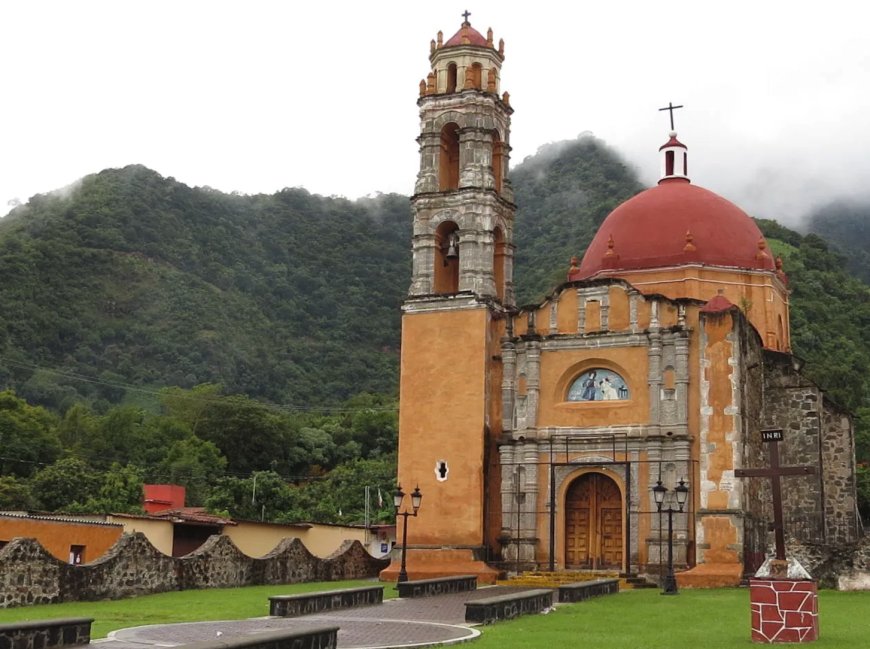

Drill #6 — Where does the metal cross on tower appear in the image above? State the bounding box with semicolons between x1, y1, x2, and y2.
734;429;817;562
658;101;684;131
462;10;471;23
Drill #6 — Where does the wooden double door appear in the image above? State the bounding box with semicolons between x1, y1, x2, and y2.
565;473;623;569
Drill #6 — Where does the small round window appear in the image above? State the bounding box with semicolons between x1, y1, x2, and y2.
568;368;629;401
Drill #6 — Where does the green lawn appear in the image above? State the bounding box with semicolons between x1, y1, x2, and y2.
0;580;397;639
473;589;870;648
0;584;867;647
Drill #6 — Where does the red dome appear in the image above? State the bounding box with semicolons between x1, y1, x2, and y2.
444;23;489;47
576;179;775;278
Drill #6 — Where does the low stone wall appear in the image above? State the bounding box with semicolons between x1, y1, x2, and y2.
786;535;870;589
269;585;383;617
397;575;477;598
0;533;389;609
465;589;554;624
0;618;92;649
181;626;339;649
557;578;619;603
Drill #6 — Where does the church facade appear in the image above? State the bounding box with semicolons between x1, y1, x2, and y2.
380;18;862;587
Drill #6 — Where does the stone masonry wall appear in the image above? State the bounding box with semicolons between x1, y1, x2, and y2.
787;535;870;589
820;399;862;543
763;350;862;545
761;353;823;530
0;533;389;609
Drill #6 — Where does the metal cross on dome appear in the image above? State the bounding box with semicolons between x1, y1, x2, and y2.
462;10;471;23
658;101;684;131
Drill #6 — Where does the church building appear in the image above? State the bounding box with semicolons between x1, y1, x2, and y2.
380;17;862;587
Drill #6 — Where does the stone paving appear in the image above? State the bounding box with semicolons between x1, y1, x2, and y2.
97;586;538;649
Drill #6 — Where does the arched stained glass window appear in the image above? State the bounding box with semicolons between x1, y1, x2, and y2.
567;369;629;402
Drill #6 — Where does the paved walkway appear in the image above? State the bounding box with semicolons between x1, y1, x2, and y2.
98;587;536;649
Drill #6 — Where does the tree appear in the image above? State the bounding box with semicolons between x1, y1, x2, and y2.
30;457;102;511
81;463;145;513
205;470;293;521
0;475;36;509
0;390;61;478
196;395;290;475
158;436;227;506
282;455;397;524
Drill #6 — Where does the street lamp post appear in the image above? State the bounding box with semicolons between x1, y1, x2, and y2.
652;478;689;595
394;484;422;583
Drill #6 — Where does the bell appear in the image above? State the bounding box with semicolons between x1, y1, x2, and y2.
445;233;459;259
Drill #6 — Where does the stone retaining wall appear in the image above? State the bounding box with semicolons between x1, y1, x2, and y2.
0;618;92;649
397;575;477;598
557;578;619;603
269;586;383;617
0;533;389;609
464;589;554;624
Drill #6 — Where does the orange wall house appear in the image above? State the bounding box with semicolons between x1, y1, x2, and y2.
0;513;122;563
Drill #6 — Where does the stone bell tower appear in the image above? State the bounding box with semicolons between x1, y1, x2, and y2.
381;15;515;582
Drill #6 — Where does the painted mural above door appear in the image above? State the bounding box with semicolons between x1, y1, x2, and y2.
567;369;629;402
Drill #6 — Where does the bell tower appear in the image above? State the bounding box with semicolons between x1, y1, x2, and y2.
409;15;516;303
381;15;514;582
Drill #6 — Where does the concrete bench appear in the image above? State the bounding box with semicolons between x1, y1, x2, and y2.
396;575;477;598
181;627;339;649
0;618;93;649
465;589;554;624
269;585;383;617
557;578;620;603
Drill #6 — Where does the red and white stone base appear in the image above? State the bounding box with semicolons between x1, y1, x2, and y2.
750;579;819;643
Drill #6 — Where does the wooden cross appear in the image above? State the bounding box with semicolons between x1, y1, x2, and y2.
658;101;684;131
734;429;816;561
462;10;471;23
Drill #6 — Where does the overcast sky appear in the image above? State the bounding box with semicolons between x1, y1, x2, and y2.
2;1;868;225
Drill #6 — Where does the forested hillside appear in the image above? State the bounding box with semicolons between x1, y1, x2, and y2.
804;200;870;284
0;167;410;410
0;136;867;521
511;138;644;304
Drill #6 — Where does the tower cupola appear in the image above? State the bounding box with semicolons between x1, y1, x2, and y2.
421;13;505;97
659;131;689;183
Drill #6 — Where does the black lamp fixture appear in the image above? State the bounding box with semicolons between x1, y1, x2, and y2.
652;478;689;595
394;484;422;583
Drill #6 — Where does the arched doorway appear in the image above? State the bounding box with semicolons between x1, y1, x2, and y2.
565;472;623;569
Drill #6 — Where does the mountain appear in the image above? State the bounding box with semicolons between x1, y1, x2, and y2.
511;137;644;304
804;200;870;284
0;166;410;410
0;138;867;427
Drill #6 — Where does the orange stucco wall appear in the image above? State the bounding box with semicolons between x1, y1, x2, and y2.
398;307;491;546
698;311;742;565
0;517;122;563
603;266;790;350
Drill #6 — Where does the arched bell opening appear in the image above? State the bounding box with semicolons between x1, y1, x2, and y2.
493;226;506;302
446;62;458;94
439;123;460;191
492;131;504;194
434;221;460;293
